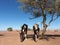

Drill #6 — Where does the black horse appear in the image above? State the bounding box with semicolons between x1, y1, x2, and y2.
33;24;40;42
20;24;28;42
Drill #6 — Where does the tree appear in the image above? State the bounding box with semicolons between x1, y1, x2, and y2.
7;27;13;31
18;0;60;38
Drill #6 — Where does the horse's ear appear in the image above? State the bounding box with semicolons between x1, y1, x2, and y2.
21;25;24;29
33;26;35;30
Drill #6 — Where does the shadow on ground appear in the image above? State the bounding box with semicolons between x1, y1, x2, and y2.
19;32;60;42
27;34;60;41
0;34;4;36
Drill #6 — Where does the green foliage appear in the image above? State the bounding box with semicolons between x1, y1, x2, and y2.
7;27;13;31
28;28;32;31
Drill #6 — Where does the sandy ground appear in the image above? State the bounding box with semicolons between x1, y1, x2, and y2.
0;30;60;45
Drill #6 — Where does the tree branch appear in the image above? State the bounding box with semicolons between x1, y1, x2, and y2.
48;15;59;26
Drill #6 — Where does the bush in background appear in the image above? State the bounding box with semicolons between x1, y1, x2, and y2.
28;28;32;31
7;27;13;31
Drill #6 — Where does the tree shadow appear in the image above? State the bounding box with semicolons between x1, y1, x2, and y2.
27;34;60;41
27;34;49;41
19;33;60;42
27;34;33;38
0;34;4;36
39;34;60;41
27;34;35;41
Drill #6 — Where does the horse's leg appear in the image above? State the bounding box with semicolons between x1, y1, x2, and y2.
20;33;23;42
35;34;38;40
34;34;38;42
20;33;24;42
24;34;27;40
37;33;39;39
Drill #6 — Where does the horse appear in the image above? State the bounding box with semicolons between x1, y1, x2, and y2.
20;24;28;42
33;24;40;42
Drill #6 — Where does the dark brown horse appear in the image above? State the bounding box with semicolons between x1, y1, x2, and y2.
33;24;40;42
20;24;28;42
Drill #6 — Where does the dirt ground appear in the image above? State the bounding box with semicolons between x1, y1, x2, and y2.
0;30;60;45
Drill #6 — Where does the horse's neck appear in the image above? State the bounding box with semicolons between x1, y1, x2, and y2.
35;27;38;30
34;25;38;30
22;29;24;32
22;28;26;31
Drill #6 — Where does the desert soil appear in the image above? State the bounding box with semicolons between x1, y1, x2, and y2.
0;30;60;45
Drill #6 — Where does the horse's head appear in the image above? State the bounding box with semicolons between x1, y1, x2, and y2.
34;24;39;30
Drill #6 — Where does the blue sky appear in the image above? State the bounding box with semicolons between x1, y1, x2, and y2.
0;0;60;31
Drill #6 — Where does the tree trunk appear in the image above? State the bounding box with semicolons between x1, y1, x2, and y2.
41;15;47;38
41;7;47;38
